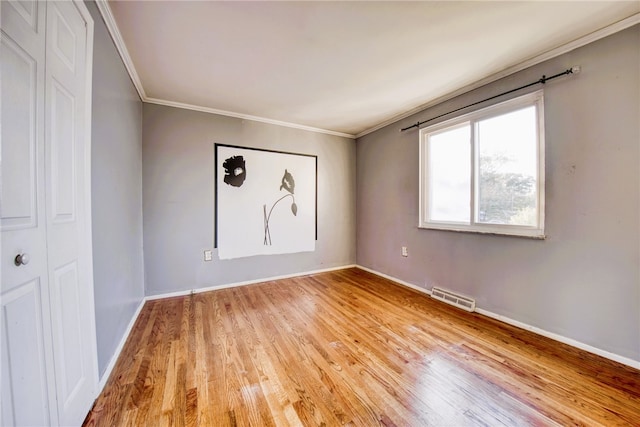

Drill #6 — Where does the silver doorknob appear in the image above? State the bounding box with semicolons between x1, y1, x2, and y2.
14;253;30;266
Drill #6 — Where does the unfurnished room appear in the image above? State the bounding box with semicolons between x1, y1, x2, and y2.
1;1;639;426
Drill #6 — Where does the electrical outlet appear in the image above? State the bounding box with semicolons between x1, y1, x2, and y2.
401;246;408;257
204;250;212;261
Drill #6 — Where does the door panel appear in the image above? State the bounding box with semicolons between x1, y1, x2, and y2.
50;79;77;222
5;1;39;33
45;2;97;425
51;6;76;71
0;281;51;426
0;37;37;230
51;261;86;413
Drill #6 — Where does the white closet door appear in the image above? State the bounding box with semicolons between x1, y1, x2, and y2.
1;1;98;425
44;1;98;425
1;1;57;425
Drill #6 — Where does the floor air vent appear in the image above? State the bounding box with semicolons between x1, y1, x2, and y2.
431;287;476;312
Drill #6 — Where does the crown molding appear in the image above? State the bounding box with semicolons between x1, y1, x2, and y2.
355;13;640;139
95;0;146;101
144;97;356;139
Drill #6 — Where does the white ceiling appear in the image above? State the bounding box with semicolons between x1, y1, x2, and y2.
102;1;639;138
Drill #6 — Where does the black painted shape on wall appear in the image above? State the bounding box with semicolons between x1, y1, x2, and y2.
223;155;246;187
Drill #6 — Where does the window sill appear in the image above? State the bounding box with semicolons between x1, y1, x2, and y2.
418;223;546;240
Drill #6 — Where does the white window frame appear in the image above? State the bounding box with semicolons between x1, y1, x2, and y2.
419;90;545;238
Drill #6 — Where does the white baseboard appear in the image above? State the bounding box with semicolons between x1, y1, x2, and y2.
97;298;146;392
474;308;640;370
145;264;357;301
356;265;433;296
355;265;640;371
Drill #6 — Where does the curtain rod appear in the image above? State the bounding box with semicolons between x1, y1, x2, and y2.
400;66;580;132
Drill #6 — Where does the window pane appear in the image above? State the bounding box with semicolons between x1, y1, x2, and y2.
428;125;471;223
476;106;537;226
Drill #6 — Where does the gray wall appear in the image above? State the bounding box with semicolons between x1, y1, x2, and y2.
142;104;356;296
357;25;639;362
87;1;145;377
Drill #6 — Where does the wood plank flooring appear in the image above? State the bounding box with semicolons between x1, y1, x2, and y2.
83;268;640;426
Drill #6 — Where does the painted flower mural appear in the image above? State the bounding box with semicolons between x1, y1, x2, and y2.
264;169;297;245
215;143;316;260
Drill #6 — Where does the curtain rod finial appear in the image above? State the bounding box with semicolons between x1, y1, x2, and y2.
571;65;581;74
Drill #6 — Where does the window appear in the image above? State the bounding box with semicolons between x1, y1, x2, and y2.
419;91;545;238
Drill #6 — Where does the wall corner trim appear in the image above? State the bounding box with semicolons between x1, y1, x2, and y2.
355;265;640;371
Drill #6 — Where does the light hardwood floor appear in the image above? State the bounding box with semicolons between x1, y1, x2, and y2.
83;268;640;426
